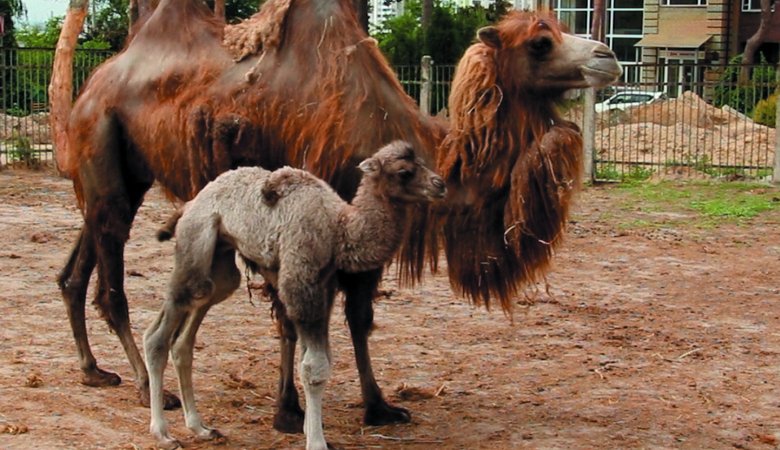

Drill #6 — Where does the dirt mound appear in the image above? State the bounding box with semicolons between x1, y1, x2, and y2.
1;113;51;145
598;91;776;171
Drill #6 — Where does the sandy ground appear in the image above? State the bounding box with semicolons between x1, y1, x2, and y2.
1;168;780;450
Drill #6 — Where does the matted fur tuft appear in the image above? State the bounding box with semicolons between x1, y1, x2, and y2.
222;0;291;61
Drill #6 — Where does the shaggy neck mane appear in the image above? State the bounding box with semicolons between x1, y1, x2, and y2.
335;177;408;273
433;24;583;312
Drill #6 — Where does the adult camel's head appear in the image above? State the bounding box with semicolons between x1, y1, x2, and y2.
431;11;622;311
477;11;622;94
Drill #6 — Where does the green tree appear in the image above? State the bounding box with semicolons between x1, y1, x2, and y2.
1;0;26;47
15;15;62;47
375;0;510;65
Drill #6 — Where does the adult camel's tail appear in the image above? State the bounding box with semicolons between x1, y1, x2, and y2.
49;4;89;178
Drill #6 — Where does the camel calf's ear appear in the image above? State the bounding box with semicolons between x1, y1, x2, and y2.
477;26;502;49
359;158;380;174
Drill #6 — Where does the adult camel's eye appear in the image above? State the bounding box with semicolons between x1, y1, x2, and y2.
529;36;553;57
536;20;551;31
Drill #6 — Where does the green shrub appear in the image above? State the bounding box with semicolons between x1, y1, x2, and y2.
753;93;777;128
712;54;777;116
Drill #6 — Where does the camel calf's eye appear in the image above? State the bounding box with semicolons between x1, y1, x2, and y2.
398;169;414;181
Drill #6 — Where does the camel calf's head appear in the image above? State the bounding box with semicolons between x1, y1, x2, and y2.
359;141;446;204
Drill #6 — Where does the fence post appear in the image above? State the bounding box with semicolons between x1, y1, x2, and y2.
774;84;779;184
582;87;596;182
420;55;432;116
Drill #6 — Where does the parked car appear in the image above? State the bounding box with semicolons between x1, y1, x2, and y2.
595;91;666;113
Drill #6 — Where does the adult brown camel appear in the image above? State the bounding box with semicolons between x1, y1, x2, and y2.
57;0;621;433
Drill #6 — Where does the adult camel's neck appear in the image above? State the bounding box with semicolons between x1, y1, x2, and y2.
335;178;407;273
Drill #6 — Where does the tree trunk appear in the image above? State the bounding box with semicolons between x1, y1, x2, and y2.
49;0;89;177
129;0;158;29
422;0;433;29
590;0;605;42
353;0;368;32
214;0;225;22
740;0;774;82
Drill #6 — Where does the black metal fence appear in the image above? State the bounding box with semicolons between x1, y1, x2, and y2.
0;47;113;166
584;61;778;180
1;50;778;181
397;59;778;181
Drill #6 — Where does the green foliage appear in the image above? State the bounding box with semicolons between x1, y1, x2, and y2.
206;0;263;23
753;93;777;128
1;0;26;47
624;165;654;182
712;54;778;116
6;131;39;168
595;163;621;181
14;16;62;47
375;0;511;65
84;0;129;50
374;3;422;65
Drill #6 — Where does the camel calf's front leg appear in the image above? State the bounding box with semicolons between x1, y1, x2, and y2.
297;323;332;450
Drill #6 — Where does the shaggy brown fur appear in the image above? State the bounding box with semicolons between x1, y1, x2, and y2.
57;0;620;432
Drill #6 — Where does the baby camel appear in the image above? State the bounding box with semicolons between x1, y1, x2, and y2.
143;141;445;450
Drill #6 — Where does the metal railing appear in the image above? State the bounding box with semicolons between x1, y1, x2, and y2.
582;62;778;181
0;47;113;166
2;50;778;182
398;58;778;182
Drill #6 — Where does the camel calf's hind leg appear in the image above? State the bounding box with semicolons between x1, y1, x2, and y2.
145;214;238;448
172;247;240;440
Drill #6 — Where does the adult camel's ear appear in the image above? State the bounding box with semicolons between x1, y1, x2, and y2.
359;157;380;174
478;26;502;49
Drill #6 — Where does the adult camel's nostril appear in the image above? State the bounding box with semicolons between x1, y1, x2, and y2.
593;44;617;59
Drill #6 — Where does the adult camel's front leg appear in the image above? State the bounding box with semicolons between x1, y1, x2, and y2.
340;269;411;426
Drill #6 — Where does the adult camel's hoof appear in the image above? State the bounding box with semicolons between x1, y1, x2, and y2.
272;408;304;434
363;402;411;426
80;367;121;387
138;388;182;410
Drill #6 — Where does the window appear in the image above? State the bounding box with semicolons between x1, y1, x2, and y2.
608;37;641;62
610;10;643;34
661;0;707;6
554;0;644;63
742;0;776;11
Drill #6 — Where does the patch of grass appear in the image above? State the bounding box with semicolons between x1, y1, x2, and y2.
5;134;40;169
609;180;780;227
596;163;621;181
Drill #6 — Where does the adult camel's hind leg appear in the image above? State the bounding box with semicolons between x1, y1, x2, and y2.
340;269;411;426
65;115;178;409
58;228;117;386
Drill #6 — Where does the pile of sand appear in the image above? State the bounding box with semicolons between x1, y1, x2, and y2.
0;113;51;145
596;91;776;170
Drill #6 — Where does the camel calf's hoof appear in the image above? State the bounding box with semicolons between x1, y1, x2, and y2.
139;388;182;410
80;367;121;387
155;437;182;450
272;408;304;434
364;402;411;426
194;428;226;443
